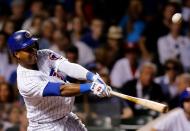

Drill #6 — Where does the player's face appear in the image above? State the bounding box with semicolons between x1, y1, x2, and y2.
183;99;190;115
15;43;38;65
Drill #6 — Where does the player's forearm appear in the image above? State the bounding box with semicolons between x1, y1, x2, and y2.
60;83;81;96
43;81;111;97
60;83;95;96
43;82;93;97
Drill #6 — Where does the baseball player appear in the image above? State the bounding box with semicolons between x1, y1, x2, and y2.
7;30;112;131
152;87;190;131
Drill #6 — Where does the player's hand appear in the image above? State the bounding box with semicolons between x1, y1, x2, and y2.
92;73;106;85
90;82;112;97
92;73;108;90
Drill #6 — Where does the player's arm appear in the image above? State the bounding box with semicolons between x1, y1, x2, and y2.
47;50;111;97
56;61;112;96
54;59;108;86
21;75;110;98
54;59;97;80
56;61;112;97
43;82;110;97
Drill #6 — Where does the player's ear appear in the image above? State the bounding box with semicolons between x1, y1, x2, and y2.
14;52;20;59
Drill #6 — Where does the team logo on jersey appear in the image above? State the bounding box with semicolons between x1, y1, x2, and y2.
49;53;60;60
50;68;65;81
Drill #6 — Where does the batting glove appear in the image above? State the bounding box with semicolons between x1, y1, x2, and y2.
93;73;112;97
92;73;106;85
90;82;112;97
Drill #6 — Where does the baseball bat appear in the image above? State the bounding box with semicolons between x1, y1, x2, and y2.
110;90;168;113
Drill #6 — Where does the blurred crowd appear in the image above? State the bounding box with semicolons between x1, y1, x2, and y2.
1;0;190;130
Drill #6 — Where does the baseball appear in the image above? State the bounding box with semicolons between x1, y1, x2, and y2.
172;13;182;23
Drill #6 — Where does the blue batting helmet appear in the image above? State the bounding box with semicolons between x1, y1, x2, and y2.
7;30;38;53
180;87;190;105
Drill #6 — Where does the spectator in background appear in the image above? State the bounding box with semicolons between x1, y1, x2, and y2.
157;21;190;71
38;19;55;49
28;15;44;36
119;0;145;44
155;59;183;109
140;2;178;62
7;106;21;128
0;30;17;85
110;44;140;88
0;105;3;130
6;53;17;85
0;34;17;85
70;17;95;66
74;0;94;24
152;87;190;131
120;63;165;119
22;0;44;30
81;18;104;49
75;0;85;19
0;31;9;82
70;16;85;44
95;26;123;70
65;16;95;66
2;106;21;131
0;123;2;131
10;0;25;30
50;30;71;57
6;108;28;131
52;3;67;31
65;45;79;63
66;31;95;66
182;0;190;22
73;40;95;66
0;2;6;31
0;82;14;103
2;19;15;36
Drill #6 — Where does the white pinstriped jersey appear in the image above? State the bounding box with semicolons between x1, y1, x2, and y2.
17;49;75;124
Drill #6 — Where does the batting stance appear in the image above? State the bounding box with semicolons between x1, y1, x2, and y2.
7;30;112;131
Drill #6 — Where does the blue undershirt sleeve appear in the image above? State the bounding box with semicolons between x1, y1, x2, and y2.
43;82;62;97
86;72;95;81
80;83;92;93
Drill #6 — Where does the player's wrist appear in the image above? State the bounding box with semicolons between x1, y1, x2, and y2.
86;72;96;81
79;83;92;93
86;72;104;83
